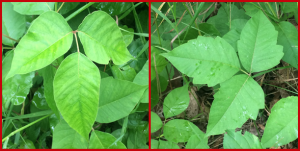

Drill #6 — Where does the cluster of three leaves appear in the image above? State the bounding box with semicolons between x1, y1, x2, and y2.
162;10;284;137
4;10;138;141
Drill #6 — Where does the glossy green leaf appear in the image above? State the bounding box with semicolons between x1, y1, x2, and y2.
89;130;126;149
52;119;88;149
12;2;54;15
6;11;73;80
96;77;146;123
151;139;180;149
237;11;283;73
111;65;136;82
161;36;240;87
222;29;240;52
32;87;50;110
186;134;209;149
280;2;298;13
53;53;100;140
163;84;189;119
127;129;148;149
164;119;204;143
151;111;162;133
151;47;168;80
120;25;134;46
261;96;298;148
19;139;35;149
78;11;132;65
133;60;149;104
224;130;262;149
2;2;26;46
207;3;249;36
40;65;60;119
49;113;59;134
2;51;34;109
93;2;131;16
275;21;298;69
206;74;264;136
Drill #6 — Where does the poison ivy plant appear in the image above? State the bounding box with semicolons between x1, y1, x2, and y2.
152;2;298;149
2;2;149;149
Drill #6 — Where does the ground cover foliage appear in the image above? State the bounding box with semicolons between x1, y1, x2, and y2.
2;2;149;149
151;2;298;149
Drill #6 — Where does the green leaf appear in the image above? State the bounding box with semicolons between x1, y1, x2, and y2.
280;2;298;13
78;11;132;65
93;2;131;16
206;74;264;136
230;19;248;33
261;96;298;148
164;119;204;143
186;134;209;149
163;84;189;119
52;119;88;149
53;53;100;140
2;2;26;46
222;29;240;52
19;139;35;149
237;11;283;73
49;113;59;134
2;51;34;109
161;36;240;87
32;87;49;110
151;47;168;80
111;65;136;82
96;77;146;123
151;139;180;149
275;21;298;69
12;2;54;15
120;25;134;46
57;2;79;15
6;11;73;80
127;129;148;149
133;61;149;104
151;112;162;133
40;65;60;119
89;130;126;149
207;3;249;36
223;130;262;149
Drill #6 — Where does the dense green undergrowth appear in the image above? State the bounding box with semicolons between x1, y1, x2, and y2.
151;2;298;149
2;2;149;149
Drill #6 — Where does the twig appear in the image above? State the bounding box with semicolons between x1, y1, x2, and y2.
3;34;19;42
57;2;65;13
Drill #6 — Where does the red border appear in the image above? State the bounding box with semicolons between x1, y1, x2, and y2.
148;2;152;150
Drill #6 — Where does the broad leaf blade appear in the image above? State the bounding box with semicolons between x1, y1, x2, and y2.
89;130;126;149
163;84;189;119
161;36;240;87
275;21;298;69
261;96;298;148
53;53;100;140
223;130;262;149
186;134;209;149
206;74;264;136
52;119;88;149
164;119;205;143
150;111;162;133
2;2;26;46
12;2;54;15
96;77;146;123
40;65;60;119
6;11;73;80
151;139;180;149
237;11;283;73
2;51;34;110
78;11;132;65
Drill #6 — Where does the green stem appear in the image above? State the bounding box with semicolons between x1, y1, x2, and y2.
119;2;143;20
131;2;146;45
266;2;277;18
240;69;250;76
55;2;58;11
2;114;51;142
154;17;162;46
252;65;292;78
65;2;95;21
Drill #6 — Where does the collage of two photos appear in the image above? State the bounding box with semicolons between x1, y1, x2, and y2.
2;1;299;149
